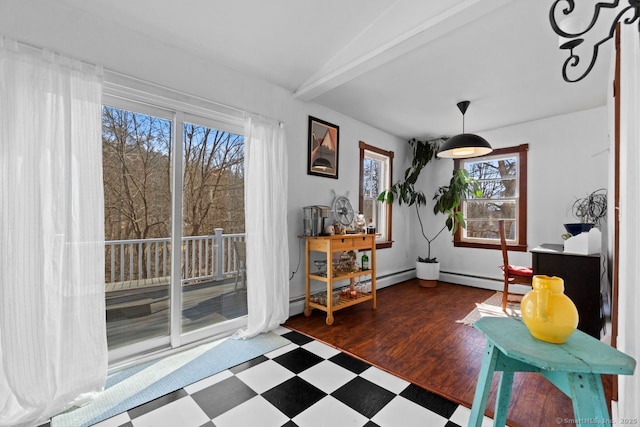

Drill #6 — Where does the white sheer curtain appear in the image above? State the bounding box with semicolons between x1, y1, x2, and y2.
617;25;640;420
0;38;107;426
234;114;289;339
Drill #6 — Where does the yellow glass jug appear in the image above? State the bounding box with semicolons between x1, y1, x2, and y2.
521;275;579;344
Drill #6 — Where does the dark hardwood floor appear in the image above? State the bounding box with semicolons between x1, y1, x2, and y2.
284;279;580;427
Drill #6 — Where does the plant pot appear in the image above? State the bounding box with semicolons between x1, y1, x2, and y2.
416;261;439;288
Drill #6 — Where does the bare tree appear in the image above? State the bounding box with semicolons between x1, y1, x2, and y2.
102;106;172;242
182;124;244;236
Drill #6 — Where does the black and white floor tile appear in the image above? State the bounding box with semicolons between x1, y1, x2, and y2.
69;327;498;427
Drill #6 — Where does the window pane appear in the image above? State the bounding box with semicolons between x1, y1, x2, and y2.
363;158;381;198
465;219;517;240
466;200;517;220
182;123;245;235
363;157;383;234
362;197;378;230
467;157;517;179
464;220;498;239
465;199;517;239
477;178;517;198
103;105;172;350
182;122;247;333
359;143;393;247
466;157;518;198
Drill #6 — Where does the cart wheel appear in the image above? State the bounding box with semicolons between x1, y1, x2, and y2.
325;314;334;325
304;307;312;317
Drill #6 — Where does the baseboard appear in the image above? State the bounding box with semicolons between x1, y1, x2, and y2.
439;271;530;295
288;268;415;317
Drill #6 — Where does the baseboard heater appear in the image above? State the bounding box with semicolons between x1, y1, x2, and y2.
440;270;502;283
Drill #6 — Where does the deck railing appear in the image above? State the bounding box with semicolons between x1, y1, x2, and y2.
105;228;245;285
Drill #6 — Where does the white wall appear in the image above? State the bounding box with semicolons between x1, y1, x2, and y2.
423;107;609;289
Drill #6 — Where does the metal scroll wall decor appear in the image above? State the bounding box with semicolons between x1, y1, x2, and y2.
549;0;640;82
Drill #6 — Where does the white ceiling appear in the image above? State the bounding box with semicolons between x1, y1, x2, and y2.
0;0;617;139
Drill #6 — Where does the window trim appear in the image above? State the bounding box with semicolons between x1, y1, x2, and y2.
359;141;394;250
454;144;528;252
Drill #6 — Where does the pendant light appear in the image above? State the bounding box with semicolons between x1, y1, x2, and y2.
437;101;492;159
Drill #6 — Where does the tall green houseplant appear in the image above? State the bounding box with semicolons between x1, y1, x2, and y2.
378;138;481;263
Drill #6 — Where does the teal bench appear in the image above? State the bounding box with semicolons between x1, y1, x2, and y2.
469;317;636;427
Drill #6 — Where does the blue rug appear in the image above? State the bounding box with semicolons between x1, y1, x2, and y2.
52;332;290;427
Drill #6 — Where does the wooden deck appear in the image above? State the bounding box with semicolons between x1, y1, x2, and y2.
105;276;171;293
106;277;247;350
285;279;615;427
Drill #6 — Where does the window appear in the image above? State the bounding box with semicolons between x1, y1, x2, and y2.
102;86;247;360
454;144;528;251
359;141;393;249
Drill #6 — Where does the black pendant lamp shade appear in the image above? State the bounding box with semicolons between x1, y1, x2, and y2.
437;101;492;159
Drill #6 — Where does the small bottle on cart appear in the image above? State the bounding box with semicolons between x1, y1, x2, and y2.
361;252;369;270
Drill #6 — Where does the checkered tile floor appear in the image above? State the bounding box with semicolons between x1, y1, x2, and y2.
44;326;497;427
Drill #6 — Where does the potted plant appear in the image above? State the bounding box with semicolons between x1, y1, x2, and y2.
378;138;481;287
564;188;607;236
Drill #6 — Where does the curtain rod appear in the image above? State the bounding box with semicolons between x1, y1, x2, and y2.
4;35;245;116
104;69;245;116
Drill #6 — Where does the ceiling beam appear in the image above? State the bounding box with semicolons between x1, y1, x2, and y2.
293;0;514;101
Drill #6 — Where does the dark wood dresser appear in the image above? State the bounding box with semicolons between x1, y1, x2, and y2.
531;244;602;339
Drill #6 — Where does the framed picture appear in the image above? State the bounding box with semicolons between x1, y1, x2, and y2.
308;116;339;179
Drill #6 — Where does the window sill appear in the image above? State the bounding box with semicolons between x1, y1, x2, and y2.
376;241;392;250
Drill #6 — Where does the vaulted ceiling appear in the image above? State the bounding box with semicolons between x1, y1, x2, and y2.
0;0;615;139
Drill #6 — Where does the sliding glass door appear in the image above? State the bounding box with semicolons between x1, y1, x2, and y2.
103;101;173;354
180;117;247;337
102;96;247;362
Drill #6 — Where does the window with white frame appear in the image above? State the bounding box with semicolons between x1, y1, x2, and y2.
102;77;248;359
454;144;528;251
359;141;393;249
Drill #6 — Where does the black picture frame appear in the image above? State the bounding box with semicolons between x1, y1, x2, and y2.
307;116;339;179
